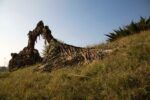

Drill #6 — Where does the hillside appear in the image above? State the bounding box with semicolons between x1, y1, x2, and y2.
0;30;150;100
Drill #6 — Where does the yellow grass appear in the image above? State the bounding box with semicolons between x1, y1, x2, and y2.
0;30;150;100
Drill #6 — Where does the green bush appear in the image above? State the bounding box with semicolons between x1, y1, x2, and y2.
106;17;150;41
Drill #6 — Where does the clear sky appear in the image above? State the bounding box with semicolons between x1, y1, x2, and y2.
0;0;150;66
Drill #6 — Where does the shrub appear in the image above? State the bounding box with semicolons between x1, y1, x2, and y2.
106;17;150;41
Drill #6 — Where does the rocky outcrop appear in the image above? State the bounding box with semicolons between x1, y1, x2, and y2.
8;47;42;71
8;21;111;72
38;39;105;71
8;21;44;71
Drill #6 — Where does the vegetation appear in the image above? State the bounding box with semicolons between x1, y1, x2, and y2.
42;43;50;57
106;17;150;41
0;30;150;100
0;67;8;72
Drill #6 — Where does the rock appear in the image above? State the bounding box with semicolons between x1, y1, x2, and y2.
8;21;112;72
8;20;44;71
8;48;42;71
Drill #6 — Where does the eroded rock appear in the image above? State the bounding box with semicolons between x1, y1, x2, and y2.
8;47;42;71
8;21;111;72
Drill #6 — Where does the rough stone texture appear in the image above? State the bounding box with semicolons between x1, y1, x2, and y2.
38;39;106;72
9;21;112;72
8;47;42;71
8;21;44;71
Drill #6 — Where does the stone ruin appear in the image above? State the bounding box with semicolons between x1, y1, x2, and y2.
9;21;111;72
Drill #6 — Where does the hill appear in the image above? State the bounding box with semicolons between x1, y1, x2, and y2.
0;30;150;100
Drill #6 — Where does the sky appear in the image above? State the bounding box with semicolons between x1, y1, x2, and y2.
0;0;150;66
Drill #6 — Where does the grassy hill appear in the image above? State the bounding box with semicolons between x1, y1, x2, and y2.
0;30;150;100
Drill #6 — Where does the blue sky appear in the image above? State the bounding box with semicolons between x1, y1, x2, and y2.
0;0;150;66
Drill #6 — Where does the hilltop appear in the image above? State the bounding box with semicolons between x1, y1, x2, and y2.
0;30;150;100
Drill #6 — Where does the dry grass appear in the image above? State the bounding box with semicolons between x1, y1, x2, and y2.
0;31;150;100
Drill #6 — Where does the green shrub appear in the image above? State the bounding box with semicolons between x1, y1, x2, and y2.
106;17;150;41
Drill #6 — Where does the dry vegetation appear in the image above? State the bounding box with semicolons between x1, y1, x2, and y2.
0;30;150;100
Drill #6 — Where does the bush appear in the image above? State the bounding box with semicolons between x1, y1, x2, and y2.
106;17;150;41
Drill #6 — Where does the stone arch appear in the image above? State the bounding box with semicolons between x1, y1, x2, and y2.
8;21;111;72
8;21;54;71
26;21;53;53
